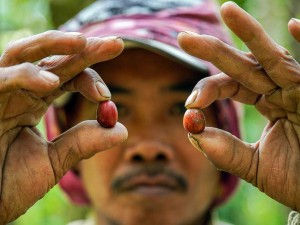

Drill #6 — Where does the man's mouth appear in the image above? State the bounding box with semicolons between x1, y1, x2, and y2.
111;165;188;196
117;174;179;195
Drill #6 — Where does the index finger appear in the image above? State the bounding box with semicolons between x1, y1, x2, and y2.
221;2;300;87
0;30;87;67
288;18;300;42
39;36;124;84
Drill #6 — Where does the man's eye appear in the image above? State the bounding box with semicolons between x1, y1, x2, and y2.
115;103;130;117
169;102;186;116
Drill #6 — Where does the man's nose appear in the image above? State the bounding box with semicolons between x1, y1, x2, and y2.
124;140;175;163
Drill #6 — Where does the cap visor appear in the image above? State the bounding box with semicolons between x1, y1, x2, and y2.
123;37;209;75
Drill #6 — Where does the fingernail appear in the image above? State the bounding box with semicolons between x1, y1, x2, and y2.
39;70;59;83
185;90;198;108
102;36;122;41
180;31;199;36
188;133;207;157
222;1;240;9
113;36;123;43
96;82;111;98
291;18;300;24
66;32;84;37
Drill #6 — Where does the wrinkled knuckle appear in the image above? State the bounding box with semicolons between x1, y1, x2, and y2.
263;59;281;76
247;54;260;68
19;62;36;71
17;62;39;77
258;56;271;69
278;45;292;57
244;54;263;85
264;46;294;73
277;47;296;65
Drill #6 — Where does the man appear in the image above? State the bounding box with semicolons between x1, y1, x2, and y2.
46;1;298;224
45;1;239;224
0;0;300;224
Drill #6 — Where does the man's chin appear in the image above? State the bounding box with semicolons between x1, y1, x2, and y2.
97;193;203;225
112;189;184;214
102;206;186;225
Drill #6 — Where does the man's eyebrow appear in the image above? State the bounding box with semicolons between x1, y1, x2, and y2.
108;85;131;94
167;81;199;92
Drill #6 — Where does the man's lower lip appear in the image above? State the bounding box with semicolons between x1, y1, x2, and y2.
125;186;175;196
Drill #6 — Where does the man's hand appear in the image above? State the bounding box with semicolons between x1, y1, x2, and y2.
178;2;300;211
0;31;128;224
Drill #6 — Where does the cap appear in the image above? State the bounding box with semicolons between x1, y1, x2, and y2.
45;0;240;207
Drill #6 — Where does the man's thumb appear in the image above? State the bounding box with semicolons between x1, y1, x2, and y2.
188;127;258;184
48;121;128;180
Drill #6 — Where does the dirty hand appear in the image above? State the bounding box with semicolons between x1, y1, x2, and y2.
0;31;127;223
178;2;300;212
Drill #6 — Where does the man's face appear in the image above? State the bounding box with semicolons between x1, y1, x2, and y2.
66;49;221;225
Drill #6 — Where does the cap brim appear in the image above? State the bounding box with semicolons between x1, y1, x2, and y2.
123;37;209;75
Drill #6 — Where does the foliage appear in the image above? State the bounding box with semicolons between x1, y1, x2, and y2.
1;0;294;224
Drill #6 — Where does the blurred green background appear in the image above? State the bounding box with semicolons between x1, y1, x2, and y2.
1;0;299;224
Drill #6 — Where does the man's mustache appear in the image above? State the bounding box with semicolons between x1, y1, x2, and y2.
111;164;188;193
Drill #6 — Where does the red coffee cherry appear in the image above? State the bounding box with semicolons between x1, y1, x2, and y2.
183;108;206;134
97;100;118;128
